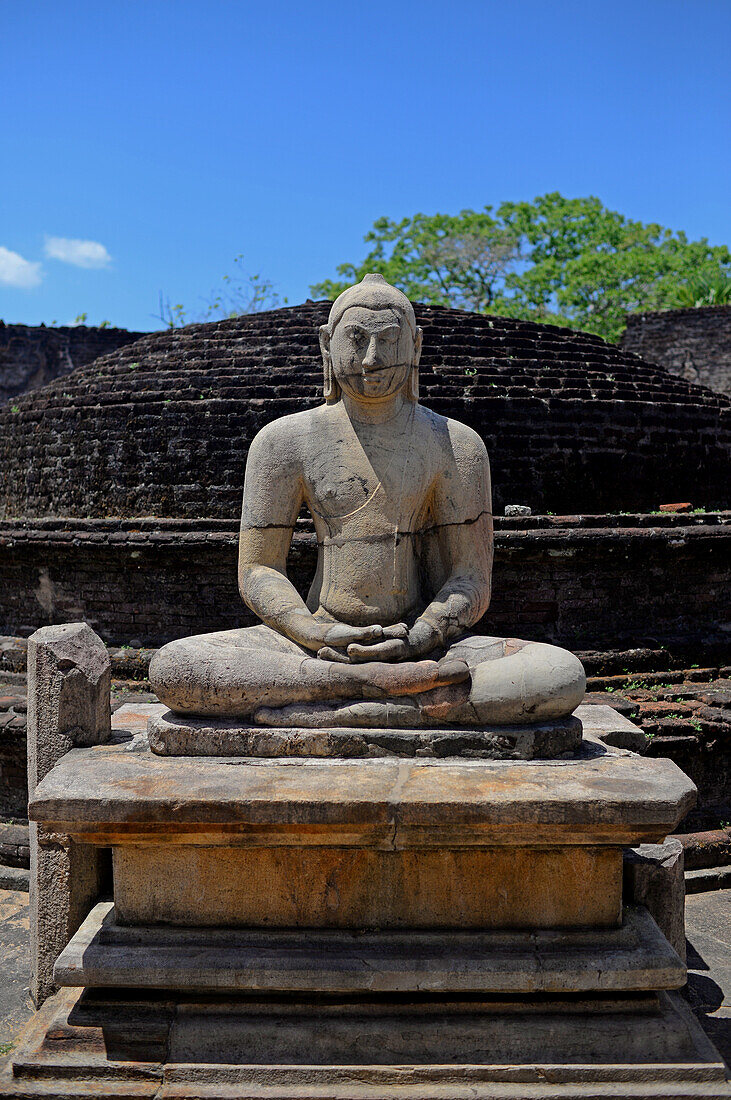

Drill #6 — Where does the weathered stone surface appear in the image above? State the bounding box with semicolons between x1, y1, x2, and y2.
56;901;684;993
27;622;111;790
112;843;621;929
679;828;731;870
148;710;583;759
26;623;111;1007
0;321;142;405
28;735;697;848
622;304;731;398
624;837;686;963
2;986;729;1099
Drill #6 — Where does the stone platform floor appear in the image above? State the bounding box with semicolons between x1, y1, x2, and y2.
0;887;728;1069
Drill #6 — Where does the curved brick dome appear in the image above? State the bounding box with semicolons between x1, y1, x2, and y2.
0;302;729;518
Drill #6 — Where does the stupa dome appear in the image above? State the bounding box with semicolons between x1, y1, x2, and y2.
0;302;728;518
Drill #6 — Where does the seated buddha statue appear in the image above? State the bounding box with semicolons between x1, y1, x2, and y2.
150;274;585;728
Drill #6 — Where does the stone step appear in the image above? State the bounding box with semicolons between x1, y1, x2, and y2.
4;987;728;1099
676;829;731;870
685;866;731;893
55;902;684;996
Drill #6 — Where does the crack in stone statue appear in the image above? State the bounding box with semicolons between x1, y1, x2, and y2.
150;274;586;729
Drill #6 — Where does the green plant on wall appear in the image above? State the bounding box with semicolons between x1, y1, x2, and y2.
669;272;731;308
155;255;286;329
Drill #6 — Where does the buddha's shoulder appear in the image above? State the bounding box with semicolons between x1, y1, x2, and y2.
250;408;322;450
416;404;489;460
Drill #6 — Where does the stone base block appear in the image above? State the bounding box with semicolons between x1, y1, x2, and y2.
2;987;728;1099
111;842;622;929
55;901;684;995
148;711;584;759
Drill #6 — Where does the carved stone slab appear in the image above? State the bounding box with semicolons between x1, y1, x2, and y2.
28;732;697;848
148;710;584;759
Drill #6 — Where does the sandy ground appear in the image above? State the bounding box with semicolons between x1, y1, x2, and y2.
685;888;731;1066
0;890;32;1059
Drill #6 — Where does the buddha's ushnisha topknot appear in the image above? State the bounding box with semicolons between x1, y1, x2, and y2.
327;273;417;337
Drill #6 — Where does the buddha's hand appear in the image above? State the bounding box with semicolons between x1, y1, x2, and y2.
280;612;383;657
337;618;443;664
313;621;385;661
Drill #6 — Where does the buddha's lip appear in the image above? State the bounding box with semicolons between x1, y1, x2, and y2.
361;362;408;375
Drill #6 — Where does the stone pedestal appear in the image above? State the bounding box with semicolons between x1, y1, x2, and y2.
3;707;729;1098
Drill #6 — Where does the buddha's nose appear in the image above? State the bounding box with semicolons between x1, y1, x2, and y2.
362;336;382;368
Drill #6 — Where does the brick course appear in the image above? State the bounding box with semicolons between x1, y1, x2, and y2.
1;514;727;650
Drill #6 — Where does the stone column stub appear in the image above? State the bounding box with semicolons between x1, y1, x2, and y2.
26;622;111;1007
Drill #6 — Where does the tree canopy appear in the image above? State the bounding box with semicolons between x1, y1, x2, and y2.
310;194;731;342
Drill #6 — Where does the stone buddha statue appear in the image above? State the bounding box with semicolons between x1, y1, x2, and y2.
150;274;585;729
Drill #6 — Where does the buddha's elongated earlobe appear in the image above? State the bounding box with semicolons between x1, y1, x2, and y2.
319;325;340;403
407;364;419;401
323;357;335;402
407;326;423;401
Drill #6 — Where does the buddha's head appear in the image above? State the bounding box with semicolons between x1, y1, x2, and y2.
319;274;423;404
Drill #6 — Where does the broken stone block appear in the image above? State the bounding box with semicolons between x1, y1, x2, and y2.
623;838;686;964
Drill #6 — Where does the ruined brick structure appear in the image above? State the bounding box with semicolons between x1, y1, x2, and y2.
1;303;729;519
622;305;731;398
0;300;728;647
0;322;143;404
0;304;729;834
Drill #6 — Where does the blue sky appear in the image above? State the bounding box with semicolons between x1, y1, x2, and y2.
2;0;730;331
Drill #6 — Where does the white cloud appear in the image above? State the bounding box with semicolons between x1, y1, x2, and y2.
0;246;43;288
44;236;112;269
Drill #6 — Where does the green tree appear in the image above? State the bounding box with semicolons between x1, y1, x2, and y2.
311;194;731;342
312;211;521;313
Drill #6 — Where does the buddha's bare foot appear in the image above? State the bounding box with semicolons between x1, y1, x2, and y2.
254;663;472;729
415;677;473;721
255;699;424;728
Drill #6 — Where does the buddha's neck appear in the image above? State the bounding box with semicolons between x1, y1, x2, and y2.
341;391;409;426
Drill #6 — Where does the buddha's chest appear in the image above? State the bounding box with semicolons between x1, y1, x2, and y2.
302;424;434;528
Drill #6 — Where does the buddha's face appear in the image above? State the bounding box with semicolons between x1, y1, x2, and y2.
328;306;418;401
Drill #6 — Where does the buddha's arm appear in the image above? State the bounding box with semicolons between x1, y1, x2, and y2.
410;425;493;652
238;421;382;654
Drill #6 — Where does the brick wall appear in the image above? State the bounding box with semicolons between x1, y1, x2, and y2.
1;515;728;650
2;304;728;518
0;322;144;404
622;306;731;398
